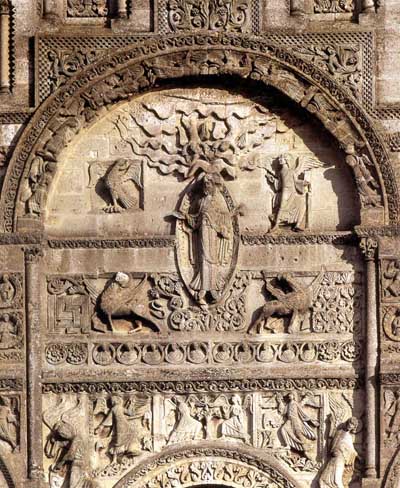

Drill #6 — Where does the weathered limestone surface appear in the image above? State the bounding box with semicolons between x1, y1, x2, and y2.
1;1;400;487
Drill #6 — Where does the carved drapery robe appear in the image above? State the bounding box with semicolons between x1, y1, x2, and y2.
319;429;357;488
186;192;232;294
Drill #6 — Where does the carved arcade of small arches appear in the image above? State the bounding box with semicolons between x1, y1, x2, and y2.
1;30;400;488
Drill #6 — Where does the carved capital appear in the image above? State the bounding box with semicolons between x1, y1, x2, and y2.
359;237;378;261
23;246;44;264
0;0;10;16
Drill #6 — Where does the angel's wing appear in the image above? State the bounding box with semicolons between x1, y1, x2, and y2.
126;394;150;417
88;161;106;188
43;395;66;431
328;394;352;437
210;394;230;408
294;156;325;179
301;393;320;409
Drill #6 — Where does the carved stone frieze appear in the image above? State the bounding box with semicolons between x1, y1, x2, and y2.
41;385;363;484
45;343;88;365
165;0;251;32
84;339;363;367
46;269;363;339
66;0;108;17
314;0;355;13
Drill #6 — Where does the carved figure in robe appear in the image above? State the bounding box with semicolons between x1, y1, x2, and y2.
277;392;319;461
248;270;324;334
0;314;17;347
168;396;203;444
344;144;381;208
0;396;18;452
43;396;97;488
0;274;15;306
95;395;149;464
319;417;359;488
172;174;236;305
270;154;322;232
220;395;250;443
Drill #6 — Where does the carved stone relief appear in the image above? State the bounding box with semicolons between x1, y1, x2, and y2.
66;0;108;17
44;86;360;237
314;0;355;13
42;386;364;486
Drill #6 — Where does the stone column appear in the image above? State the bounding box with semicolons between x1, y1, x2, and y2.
24;246;44;485
0;0;10;94
360;237;378;479
362;0;376;13
117;0;128;19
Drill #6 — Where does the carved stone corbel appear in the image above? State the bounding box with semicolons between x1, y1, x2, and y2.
359;236;378;479
361;0;376;13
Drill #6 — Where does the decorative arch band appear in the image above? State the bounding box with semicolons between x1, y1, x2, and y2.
112;445;303;488
1;32;397;231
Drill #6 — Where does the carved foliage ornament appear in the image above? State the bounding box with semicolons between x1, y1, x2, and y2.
67;0;108;17
314;0;355;13
4;33;393;233
167;0;251;32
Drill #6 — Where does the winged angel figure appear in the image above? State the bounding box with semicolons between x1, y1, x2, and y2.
43;394;98;488
244;153;326;232
319;394;359;488
94;395;151;465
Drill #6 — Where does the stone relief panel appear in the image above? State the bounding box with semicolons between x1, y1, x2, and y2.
41;385;364;487
0;273;23;363
44;86;359;237
44;268;364;371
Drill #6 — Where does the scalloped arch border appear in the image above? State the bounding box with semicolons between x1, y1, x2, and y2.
111;444;304;488
1;32;398;232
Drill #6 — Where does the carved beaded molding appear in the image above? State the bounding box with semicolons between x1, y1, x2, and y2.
2;33;397;233
112;445;301;488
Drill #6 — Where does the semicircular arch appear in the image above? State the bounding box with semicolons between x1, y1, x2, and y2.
1;32;397;232
111;443;306;488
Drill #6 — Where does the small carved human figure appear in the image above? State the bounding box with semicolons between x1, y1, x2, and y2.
0;313;17;347
95;395;146;464
168;396;203;444
384;260;400;298
269;154;312;232
344;144;381;208
172;174;235;305
319;417;359;488
277;392;319;461
248;271;324;334
0;274;15;306
0;396;18;452
220;395;250;443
